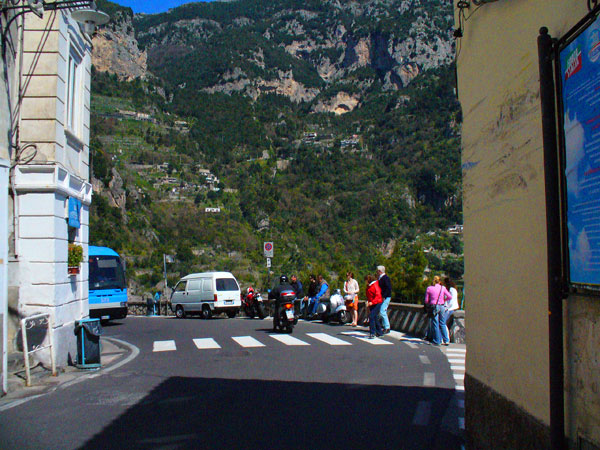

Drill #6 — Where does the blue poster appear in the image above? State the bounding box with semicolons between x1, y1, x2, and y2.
560;14;600;287
68;197;81;229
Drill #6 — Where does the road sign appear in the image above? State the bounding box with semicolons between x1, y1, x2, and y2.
264;242;273;258
266;258;271;268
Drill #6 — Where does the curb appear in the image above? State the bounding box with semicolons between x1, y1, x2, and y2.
0;337;139;412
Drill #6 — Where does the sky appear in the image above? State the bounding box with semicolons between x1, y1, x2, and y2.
111;1;216;14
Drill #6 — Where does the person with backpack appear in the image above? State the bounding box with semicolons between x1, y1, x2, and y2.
424;275;452;346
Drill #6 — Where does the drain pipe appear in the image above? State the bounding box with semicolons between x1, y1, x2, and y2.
537;27;566;450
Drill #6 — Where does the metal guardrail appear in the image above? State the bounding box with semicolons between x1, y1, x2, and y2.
20;313;56;387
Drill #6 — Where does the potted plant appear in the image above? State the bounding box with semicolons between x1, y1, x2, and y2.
68;243;83;275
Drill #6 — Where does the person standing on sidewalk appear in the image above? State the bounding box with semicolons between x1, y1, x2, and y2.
377;266;392;334
443;277;459;342
424;275;452;346
365;274;384;338
343;271;360;326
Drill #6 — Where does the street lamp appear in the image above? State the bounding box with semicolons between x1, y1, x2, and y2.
1;1;109;37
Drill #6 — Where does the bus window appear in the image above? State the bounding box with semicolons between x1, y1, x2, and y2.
89;256;126;290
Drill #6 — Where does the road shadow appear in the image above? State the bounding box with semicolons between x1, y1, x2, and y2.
99;321;124;328
78;377;463;450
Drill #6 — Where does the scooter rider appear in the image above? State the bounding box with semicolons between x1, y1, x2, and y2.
269;275;295;330
308;274;330;318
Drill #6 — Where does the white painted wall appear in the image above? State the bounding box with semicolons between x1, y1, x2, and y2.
8;9;94;368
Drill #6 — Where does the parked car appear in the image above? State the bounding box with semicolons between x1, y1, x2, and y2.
170;272;241;319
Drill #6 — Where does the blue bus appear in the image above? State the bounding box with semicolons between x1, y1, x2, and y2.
88;246;128;320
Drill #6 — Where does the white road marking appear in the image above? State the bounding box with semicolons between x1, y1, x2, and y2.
448;358;465;364
193;338;221;349
270;335;310;346
455;385;465;391
423;372;436;387
458;399;465;408
306;333;351;346
453;373;465;381
153;340;176;352
406;342;419;349
446;350;466;355
340;331;393;345
459;417;465;430
419;355;431;364
412;401;431;426
451;365;465;371
232;336;265;348
400;336;425;342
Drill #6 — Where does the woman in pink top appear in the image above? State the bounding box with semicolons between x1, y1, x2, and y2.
424;275;452;345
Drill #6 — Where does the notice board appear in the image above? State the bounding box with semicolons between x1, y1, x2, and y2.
559;12;600;288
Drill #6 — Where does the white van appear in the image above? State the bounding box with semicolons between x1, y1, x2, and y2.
170;272;241;319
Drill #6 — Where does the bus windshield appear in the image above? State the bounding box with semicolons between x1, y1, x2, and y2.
89;255;126;290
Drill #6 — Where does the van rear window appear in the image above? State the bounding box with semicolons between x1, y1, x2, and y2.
216;278;239;291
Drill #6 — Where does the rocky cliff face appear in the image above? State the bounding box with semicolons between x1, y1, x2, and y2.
92;10;147;80
93;0;454;113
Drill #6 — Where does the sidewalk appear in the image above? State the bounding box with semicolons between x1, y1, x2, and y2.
0;337;136;411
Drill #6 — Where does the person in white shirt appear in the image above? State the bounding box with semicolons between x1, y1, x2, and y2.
444;277;459;342
343;272;360;326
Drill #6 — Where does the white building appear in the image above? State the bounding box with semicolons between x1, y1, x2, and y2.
0;1;108;392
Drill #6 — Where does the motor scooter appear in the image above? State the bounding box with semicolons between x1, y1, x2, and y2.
272;289;296;333
242;289;267;319
316;289;351;324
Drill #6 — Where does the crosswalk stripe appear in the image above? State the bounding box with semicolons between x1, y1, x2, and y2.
153;340;176;352
412;401;431;426
232;336;265;347
340;331;394;345
455;385;465;391
453;373;465;381
406;342;419;349
424;372;435;387
448;358;465;364
419;355;431;364
270;335;310;346
193;338;221;349
400;336;424;342
446;350;466;355
459;417;465;430
306;333;351;346
451;365;465;371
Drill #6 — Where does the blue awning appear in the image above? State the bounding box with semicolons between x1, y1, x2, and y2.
68;197;81;228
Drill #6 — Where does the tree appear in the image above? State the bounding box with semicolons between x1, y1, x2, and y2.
386;240;427;303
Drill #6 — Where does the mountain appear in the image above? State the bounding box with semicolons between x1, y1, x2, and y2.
90;0;463;300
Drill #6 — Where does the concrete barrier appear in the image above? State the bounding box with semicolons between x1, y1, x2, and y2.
357;301;466;344
126;299;466;344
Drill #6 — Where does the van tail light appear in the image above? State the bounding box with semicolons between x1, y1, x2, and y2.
214;294;218;302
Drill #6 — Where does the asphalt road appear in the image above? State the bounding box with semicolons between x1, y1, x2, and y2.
0;316;465;450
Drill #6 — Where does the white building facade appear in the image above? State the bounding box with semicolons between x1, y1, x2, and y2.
1;2;99;387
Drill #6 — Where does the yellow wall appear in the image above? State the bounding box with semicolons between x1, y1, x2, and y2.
456;0;588;426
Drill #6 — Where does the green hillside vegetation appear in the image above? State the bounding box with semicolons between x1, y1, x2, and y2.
89;0;463;301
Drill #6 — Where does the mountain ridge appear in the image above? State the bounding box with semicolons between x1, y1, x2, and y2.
89;0;463;299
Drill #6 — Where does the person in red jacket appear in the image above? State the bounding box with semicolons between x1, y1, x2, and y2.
365;274;384;338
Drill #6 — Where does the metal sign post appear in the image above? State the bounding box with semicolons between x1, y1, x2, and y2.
263;242;273;258
264;242;273;291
